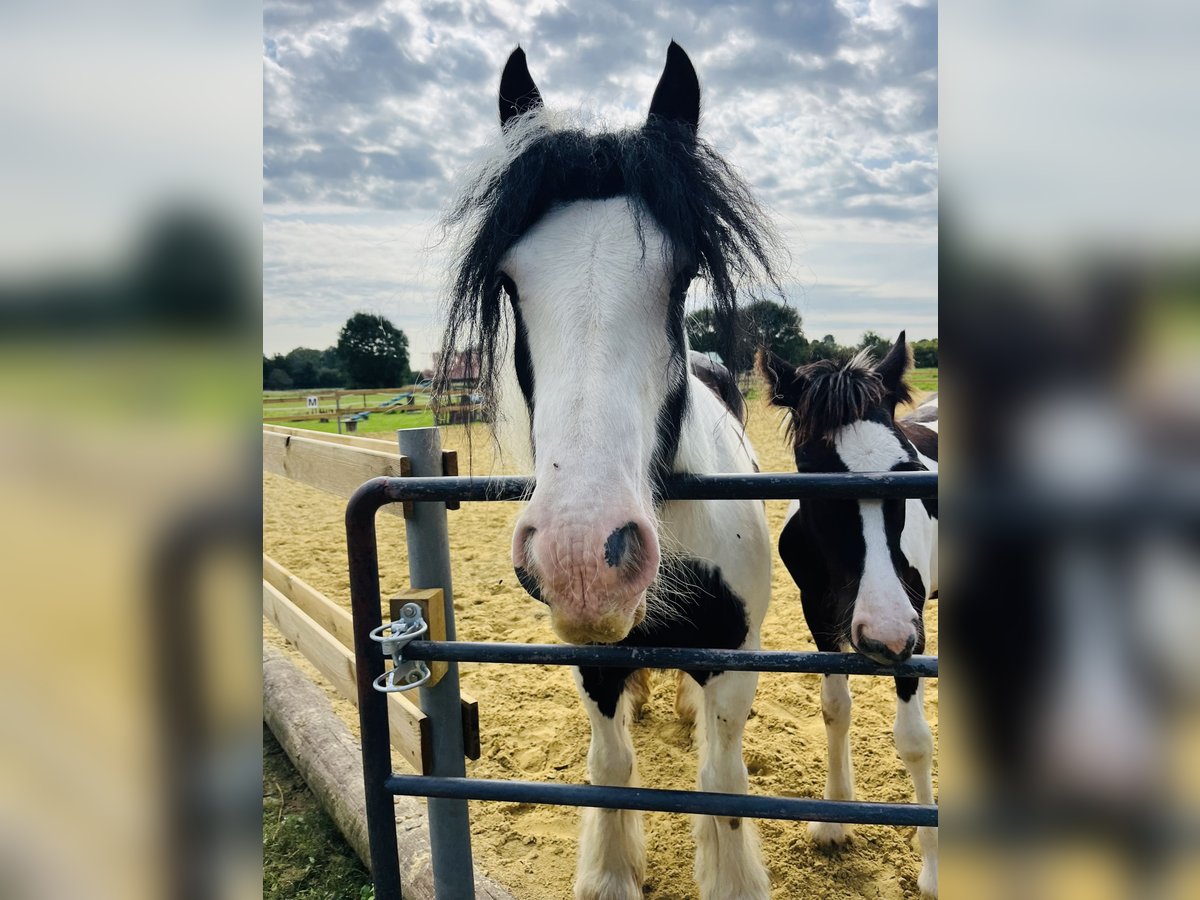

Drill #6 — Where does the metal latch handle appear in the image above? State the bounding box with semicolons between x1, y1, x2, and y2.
370;602;431;692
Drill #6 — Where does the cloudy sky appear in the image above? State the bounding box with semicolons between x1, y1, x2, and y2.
263;0;937;368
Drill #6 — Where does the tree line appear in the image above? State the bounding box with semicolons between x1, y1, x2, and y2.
264;303;937;391
685;300;937;370
263;312;413;390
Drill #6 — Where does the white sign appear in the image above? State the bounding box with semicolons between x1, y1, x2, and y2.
306;395;319;411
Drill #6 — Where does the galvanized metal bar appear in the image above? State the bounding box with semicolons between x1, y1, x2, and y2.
345;478;402;900
369;470;938;504
385;775;938;828
402;641;938;678
396;428;475;900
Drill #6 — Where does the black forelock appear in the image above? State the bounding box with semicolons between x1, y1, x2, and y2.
785;351;914;449
435;114;783;419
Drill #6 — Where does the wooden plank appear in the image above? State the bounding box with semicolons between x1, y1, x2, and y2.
263;555;357;650
263;426;415;513
264;556;480;757
263;423;397;452
263;430;406;502
263;580;433;773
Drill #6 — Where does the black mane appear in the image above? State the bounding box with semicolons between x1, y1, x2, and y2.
784;351;913;447
436;112;782;415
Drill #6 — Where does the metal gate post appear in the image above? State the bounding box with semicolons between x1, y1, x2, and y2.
396;427;475;898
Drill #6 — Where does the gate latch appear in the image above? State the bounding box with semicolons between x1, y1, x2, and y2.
370;602;431;693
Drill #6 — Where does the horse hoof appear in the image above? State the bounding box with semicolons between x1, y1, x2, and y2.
574;869;643;900
808;820;853;847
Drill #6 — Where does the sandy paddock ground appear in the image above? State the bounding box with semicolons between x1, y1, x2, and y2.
263;392;938;899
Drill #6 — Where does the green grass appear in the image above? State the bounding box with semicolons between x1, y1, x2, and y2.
263;725;374;900
264;392;431;416
275;408;437;435
909;367;939;393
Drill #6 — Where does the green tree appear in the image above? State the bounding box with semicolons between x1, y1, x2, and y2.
857;330;891;359
336;313;411;388
740;300;807;367
684;307;721;357
284;347;324;389
687;300;807;370
266;367;293;390
912;338;938;368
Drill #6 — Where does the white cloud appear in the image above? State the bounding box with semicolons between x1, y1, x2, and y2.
264;0;937;361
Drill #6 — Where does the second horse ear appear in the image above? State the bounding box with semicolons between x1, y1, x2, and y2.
757;348;801;407
647;41;700;131
499;47;544;128
875;331;913;402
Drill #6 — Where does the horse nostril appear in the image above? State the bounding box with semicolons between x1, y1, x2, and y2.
515;524;537;564
515;565;546;604
603;521;642;570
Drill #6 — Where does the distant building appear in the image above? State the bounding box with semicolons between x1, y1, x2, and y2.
430;347;480;385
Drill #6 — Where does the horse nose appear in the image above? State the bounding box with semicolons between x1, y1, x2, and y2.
510;508;660;642
853;622;918;664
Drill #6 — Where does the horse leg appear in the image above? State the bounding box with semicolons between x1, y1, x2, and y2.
626;668;652;721
693;669;771;900
675;668;703;725
573;667;644;900
895;676;937;897
808;672;855;846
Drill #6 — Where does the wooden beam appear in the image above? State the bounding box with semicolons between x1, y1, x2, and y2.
263;430;406;502
263;424;397;452
263;646;516;900
263;555;357;650
263;580;433;774
263;556;480;759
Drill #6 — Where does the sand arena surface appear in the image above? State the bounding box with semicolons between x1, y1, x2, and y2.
263;392;938;899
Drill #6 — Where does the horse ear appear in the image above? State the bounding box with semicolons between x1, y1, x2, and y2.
876;331;913;399
499;47;543;128
647;41;700;131
757;347;800;407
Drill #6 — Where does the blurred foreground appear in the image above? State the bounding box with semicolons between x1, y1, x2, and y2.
941;2;1200;898
0;4;261;900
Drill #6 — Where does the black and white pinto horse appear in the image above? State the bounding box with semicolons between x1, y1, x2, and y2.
759;334;939;897
437;44;782;900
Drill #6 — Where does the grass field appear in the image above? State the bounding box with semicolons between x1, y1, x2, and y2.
263;725;373;900
278;408;437;435
909;367;939;393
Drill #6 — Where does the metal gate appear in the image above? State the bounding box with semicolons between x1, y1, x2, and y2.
347;428;938;899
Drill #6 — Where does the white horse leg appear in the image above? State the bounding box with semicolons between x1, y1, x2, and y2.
809;673;855;846
894;679;937;897
693;670;770;900
573;671;644;900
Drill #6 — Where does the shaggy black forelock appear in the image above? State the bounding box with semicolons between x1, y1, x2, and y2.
771;350;914;448
435;114;783;417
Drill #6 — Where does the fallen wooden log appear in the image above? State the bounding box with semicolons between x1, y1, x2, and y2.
263;645;515;900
